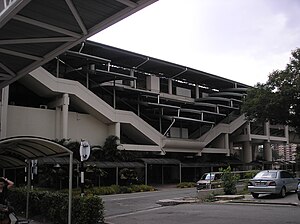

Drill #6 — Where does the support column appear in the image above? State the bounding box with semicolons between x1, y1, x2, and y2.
145;163;148;185
130;69;136;88
285;125;289;144
1;86;9;139
195;85;199;99
243;141;252;163
225;133;230;156
179;163;182;183
168;78;172;94
55;107;61;139
116;167;119;185
264;142;272;161
62;93;69;140
264;121;270;141
115;122;120;139
252;145;258;161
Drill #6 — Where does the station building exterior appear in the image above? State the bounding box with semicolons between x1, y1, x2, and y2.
1;40;298;184
0;0;299;187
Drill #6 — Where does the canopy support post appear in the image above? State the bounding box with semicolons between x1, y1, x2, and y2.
68;152;73;224
26;161;31;219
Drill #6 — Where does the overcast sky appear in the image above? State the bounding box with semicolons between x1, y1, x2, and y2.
89;0;300;86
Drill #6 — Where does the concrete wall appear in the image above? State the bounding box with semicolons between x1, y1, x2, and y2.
7;105;56;138
6;105;108;146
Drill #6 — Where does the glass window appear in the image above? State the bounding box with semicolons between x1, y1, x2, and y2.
281;171;292;178
254;171;277;179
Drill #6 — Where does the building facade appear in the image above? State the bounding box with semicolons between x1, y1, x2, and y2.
1;41;298;183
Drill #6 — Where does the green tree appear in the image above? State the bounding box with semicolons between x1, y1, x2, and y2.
242;48;300;132
100;135;135;162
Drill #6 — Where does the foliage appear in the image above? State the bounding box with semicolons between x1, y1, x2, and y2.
101;135;135;161
203;192;218;202
8;188;104;224
59;184;155;196
84;184;155;195
56;138;81;161
242;48;300;132
242;170;259;179
176;182;196;188
119;168;138;185
219;166;239;195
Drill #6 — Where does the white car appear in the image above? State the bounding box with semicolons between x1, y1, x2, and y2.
196;172;222;190
248;170;298;198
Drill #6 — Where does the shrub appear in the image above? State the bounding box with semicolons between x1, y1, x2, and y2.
177;182;195;188
8;188;104;224
219;166;239;195
86;184;155;195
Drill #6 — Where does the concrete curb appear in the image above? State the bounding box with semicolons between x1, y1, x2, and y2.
227;200;300;207
156;195;300;207
156;197;199;206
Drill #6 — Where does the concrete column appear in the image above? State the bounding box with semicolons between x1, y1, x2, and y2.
0;86;9;139
252;145;258;161
285;125;289;144
247;123;251;136
62;93;69;140
168;78;172;94
243;141;252;163
264;121;270;140
264;142;272;161
115;122;120;139
55;107;61;139
225;133;230;156
130;69;136;88
195;85;199;98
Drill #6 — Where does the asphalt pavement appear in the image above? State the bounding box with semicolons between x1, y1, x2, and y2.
23;185;300;223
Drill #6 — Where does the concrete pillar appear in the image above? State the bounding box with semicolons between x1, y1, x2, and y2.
243;141;252;163
146;75;160;93
225;133;230;156
168;78;172;94
247;123;251;137
264;142;272;161
264;121;270;140
252;145;258;161
195;85;199;98
55;107;61;139
115;122;120;139
62;93;69;139
285;125;289;144
130;69;136;88
0;86;9;139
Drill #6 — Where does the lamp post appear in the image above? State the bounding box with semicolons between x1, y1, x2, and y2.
79;139;90;196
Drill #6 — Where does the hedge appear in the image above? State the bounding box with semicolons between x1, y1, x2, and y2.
8;188;104;224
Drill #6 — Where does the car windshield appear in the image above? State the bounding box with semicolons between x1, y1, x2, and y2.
201;173;215;180
254;171;277;179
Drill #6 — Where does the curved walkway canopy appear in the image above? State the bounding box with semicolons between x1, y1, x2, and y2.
0;136;72;168
0;136;74;224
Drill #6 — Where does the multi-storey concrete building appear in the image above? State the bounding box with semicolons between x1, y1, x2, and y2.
2;40;299;184
0;1;299;186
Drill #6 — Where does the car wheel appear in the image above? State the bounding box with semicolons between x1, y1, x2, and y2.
279;187;286;198
251;192;259;198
